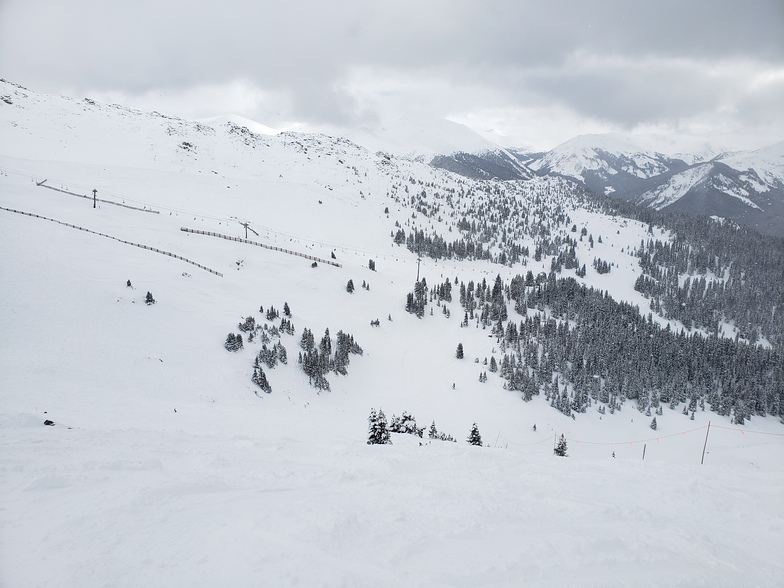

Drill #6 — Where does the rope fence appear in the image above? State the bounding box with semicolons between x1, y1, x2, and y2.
497;421;784;462
181;227;342;267
0;206;222;277
37;180;160;214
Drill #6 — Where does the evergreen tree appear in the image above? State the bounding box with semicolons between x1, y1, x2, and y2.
554;434;568;457
283;302;291;317
346;279;355;293
300;328;315;352
145;291;156;305
367;408;391;445
456;343;464;359
467;423;483;446
252;365;271;393
275;342;288;365
428;421;438;439
650;417;658;430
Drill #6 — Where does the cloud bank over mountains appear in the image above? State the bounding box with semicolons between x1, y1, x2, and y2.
1;0;783;149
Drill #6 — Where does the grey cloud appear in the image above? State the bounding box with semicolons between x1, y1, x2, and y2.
1;0;782;135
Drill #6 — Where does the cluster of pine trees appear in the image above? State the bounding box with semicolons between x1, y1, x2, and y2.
298;327;363;391
499;274;782;423
406;269;783;423
366;408;460;444
633;220;783;346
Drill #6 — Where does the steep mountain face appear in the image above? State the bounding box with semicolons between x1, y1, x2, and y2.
429;148;533;180
527;134;784;237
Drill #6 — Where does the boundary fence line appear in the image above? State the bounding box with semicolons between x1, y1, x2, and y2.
38;181;160;214
499;423;784;450
181;227;342;268
0;206;222;277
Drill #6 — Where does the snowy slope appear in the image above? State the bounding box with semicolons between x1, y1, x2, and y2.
1;81;783;588
198;113;281;136
720;141;784;191
638;163;713;209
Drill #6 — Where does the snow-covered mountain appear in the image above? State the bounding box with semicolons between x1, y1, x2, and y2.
1;80;783;587
528;133;784;237
317;114;534;181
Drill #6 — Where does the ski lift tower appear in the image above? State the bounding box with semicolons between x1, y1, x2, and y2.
238;220;259;239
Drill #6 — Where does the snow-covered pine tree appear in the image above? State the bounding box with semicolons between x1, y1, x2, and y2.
456;343;464;359
367;408;391;445
554;434;568;457
252;365;271;393
145;291;156;305
650;417;657;430
377;409;391;444
428;421;438;439
300;328;315;352
467;423;482;446
367;408;378;444
275;342;287;365
346;279;355;293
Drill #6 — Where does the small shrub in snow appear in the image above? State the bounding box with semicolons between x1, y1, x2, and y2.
145;291;156;305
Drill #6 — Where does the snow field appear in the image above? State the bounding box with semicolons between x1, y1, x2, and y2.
1;85;783;587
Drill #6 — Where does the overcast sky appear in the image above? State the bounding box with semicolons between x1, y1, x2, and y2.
2;0;783;149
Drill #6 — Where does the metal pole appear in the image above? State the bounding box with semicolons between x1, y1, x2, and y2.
93;189;97;209
416;258;421;282
701;421;711;465
642;443;646;460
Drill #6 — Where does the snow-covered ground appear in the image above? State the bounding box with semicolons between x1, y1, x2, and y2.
1;83;782;587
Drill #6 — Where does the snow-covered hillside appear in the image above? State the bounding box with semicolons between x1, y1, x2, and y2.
1;81;783;588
